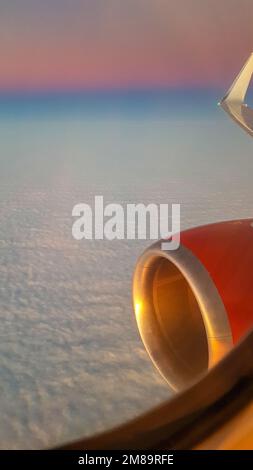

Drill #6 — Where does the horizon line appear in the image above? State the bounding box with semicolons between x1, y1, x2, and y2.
0;85;225;96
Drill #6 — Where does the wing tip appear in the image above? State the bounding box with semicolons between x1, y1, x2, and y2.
220;53;253;106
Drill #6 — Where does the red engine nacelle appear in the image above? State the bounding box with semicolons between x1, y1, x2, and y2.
133;219;253;391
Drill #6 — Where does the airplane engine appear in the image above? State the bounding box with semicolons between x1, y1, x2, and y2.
133;219;253;391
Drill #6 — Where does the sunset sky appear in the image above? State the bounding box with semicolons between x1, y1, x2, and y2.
0;0;253;91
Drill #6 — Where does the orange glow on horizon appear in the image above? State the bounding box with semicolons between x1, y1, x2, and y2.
1;1;253;91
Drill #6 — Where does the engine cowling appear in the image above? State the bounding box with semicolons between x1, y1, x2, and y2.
133;219;253;391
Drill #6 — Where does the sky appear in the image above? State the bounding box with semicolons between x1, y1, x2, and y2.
0;0;253;91
1;0;253;450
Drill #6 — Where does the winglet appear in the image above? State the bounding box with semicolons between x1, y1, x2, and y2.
219;54;253;137
221;53;253;105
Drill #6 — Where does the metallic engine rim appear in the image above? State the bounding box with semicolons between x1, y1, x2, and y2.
133;241;233;390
